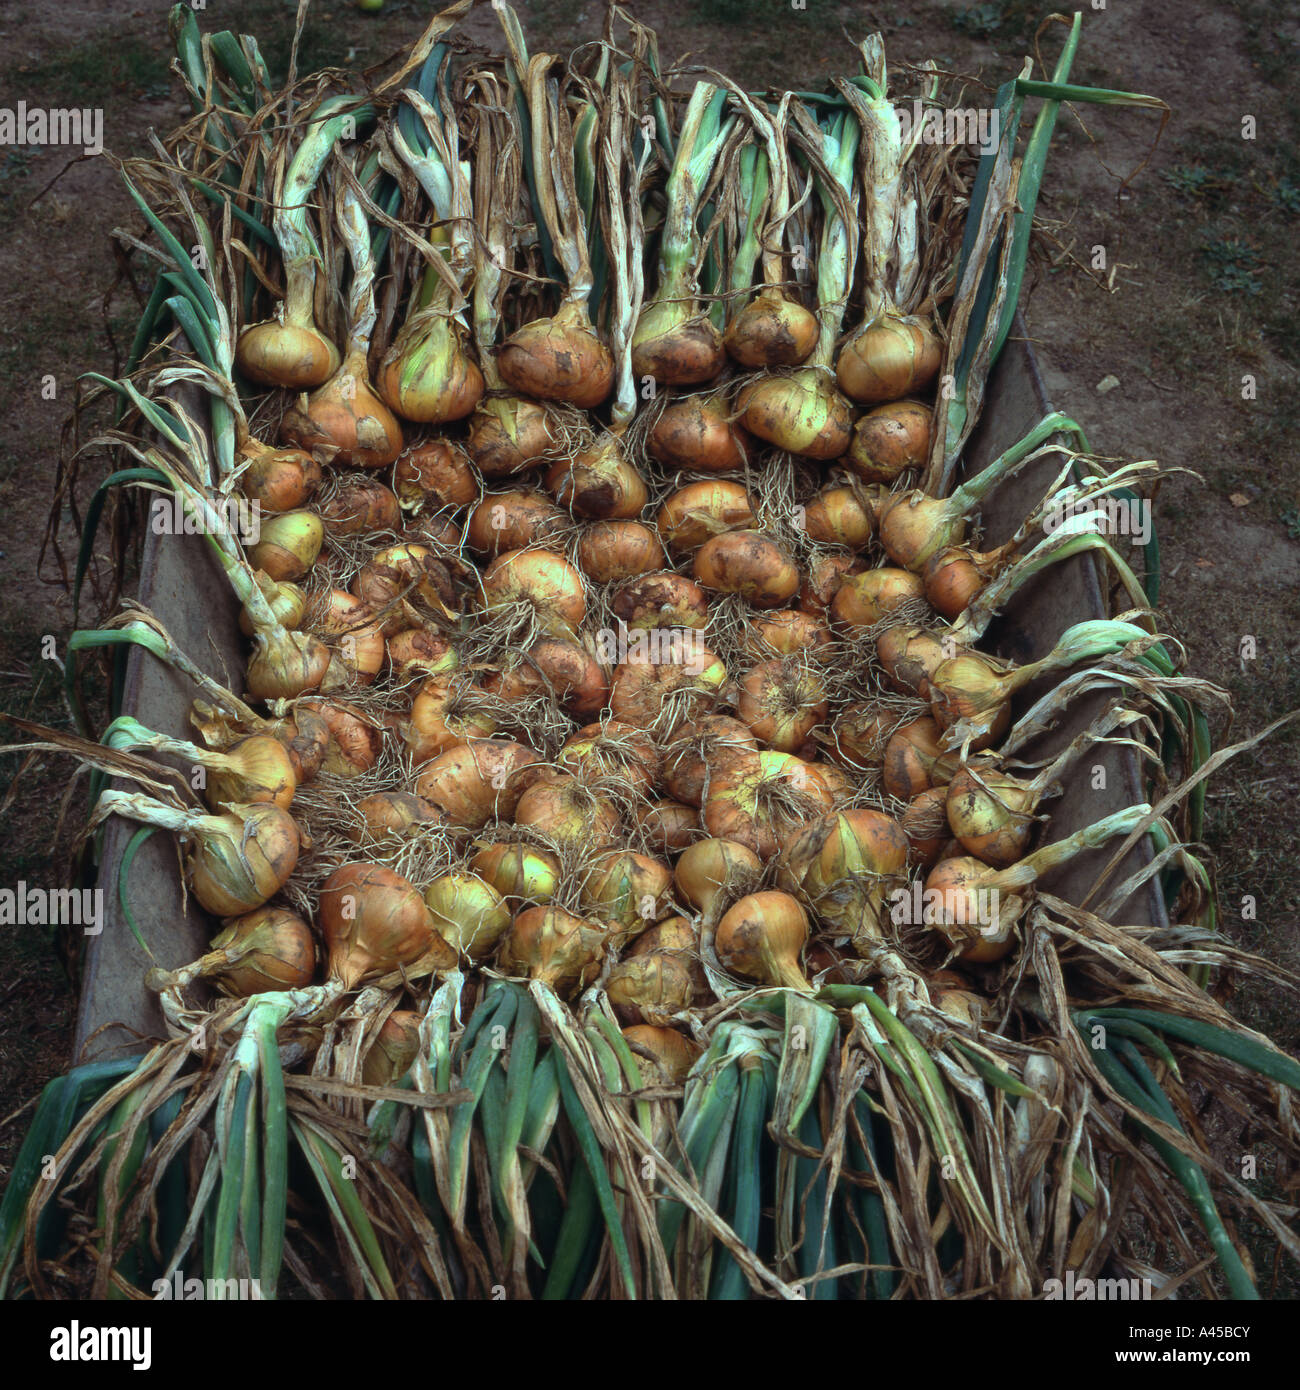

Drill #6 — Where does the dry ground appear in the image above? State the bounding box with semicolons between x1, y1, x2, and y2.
0;0;1297;1284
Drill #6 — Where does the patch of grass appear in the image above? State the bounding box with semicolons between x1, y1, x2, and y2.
1200;236;1263;296
1279;508;1300;541
10;39;171;104
1161;163;1232;201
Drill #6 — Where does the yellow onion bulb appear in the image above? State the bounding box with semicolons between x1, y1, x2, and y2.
236;318;339;390
736;368;852;460
350;790;444;842
944;764;1037;869
636;800;703;855
830;567;925;630
577;521;665;584
674;837;763;914
846;400;934;483
876;625;957;700
239;573;307;638
701;750;834;860
558;721;661;796
481;548;587;631
612;572;711;632
470;842;561;909
318;476;402;538
836;314;941;404
394;438;478;511
497;303;613;409
716;891;812;991
736;658;828;753
403;676;497;764
237;443;322;514
621;1024;702;1084
693;530;800;609
513;773;622;855
423;871;512;961
376;315;484;424
203;907;316;995
803;486;874;550
724;288;819;368
318;863;454;989
647;393;753;474
631;294;726;385
186;803;300;917
467;491;567;558
606;952;696;1026
656;480;755;557
362;1011;423;1088
922;856;1023;963
245;629;333;703
280;355;404;469
544;435;648;520
467;394;560;479
204;734;298;812
499;905;609;996
663;715;758;808
246;510;324;583
579;849;673;941
413;738;542;828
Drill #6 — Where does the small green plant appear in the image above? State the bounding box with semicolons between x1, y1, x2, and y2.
0;148;38;184
1201;237;1263;296
1280;507;1300;541
951;3;1007;36
1161;163;1222;198
1268;177;1300;214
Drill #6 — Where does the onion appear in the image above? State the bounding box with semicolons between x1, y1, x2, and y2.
237;443;322;514
627;915;698;959
612;572;711;631
632;295;725;386
376;309;484;424
306;591;386;685
830;567;924;629
736;369;853;460
606;952;696;1025
798;553;864;617
647;393;753;474
609;643;727;733
486;639;610;721
187;803;301;916
394;439;478;511
403;676;497;763
741;610;831;659
470;842;561;908
922;857;1023;964
716;891;812;991
777;808;908;945
944;763;1037;868
423;871;512;961
674;837;763;914
466;491;567;558
655;480;754;557
901;785;951;867
281;356;404;470
413;738;542;827
238;573;307;638
544;434;648;519
635;800;702;854
559;721;660;794
499;904;609;996
467;395;560;478
301;699;384;778
580;849;674;940
876;625;958;699
245;629;334;703
237;318;339;391
353;544;458;635
362;1011;423;1089
386;628;457;681
513;773;622;855
203;734;298;812
736;658;829;753
846;400;933;483
701;750;833;859
621;1025;702;1084
828;702;903;773
147;906;316;998
693;530;800;608
481;548;586;631
268;706;331;784
877;489;974;573
350;790;444;842
724;288;818;368
246;510;323;583
497;302;614;408
318;475;402;537
836;314;941;404
882;716;959;801
803;486;874;550
663;715;757;807
577;521;664;584
319;863;454;988
922;543;1015;619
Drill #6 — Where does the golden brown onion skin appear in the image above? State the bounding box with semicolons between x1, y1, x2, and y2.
846;400;934;483
647;395;753;474
836;316;942;404
724;290;819;368
497;306;614;409
237;321;340;390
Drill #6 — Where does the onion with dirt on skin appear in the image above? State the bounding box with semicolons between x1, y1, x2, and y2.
802;486;874;550
414;738;543;827
246;510;323;583
798;553;865;618
237;443;323;514
470;842;561;909
877;625;962;700
694;531;800;609
386;628;457;681
304;591;386;684
318;476;402;538
882;715;960;801
836;315;941;404
701;751;834;860
830;567;925;629
403;676;497;763
647;392;753;473
577;521;664;584
922;542;1019;619
579;849;674;941
485;638;610;722
499;303;614;408
737;658;829;753
628;915;698;959
846;400;933;483
944;762;1040;868
612;572;711;632
361;1012;423;1089
300;699;384;778
827;702;905;773
609;642;728;734
467;491;567;558
352;544;458;635
656;480;755;557
715;891;813;991
544;435;649;519
513;773;623;855
606;952;696;1025
467;395;561;478
394;438;478;511
559;722;660;794
422;871;512;961
663;715;758;808
499;905;610;997
741;610;831;658
319;863;454;989
480;548;587;632
902;785;951;867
